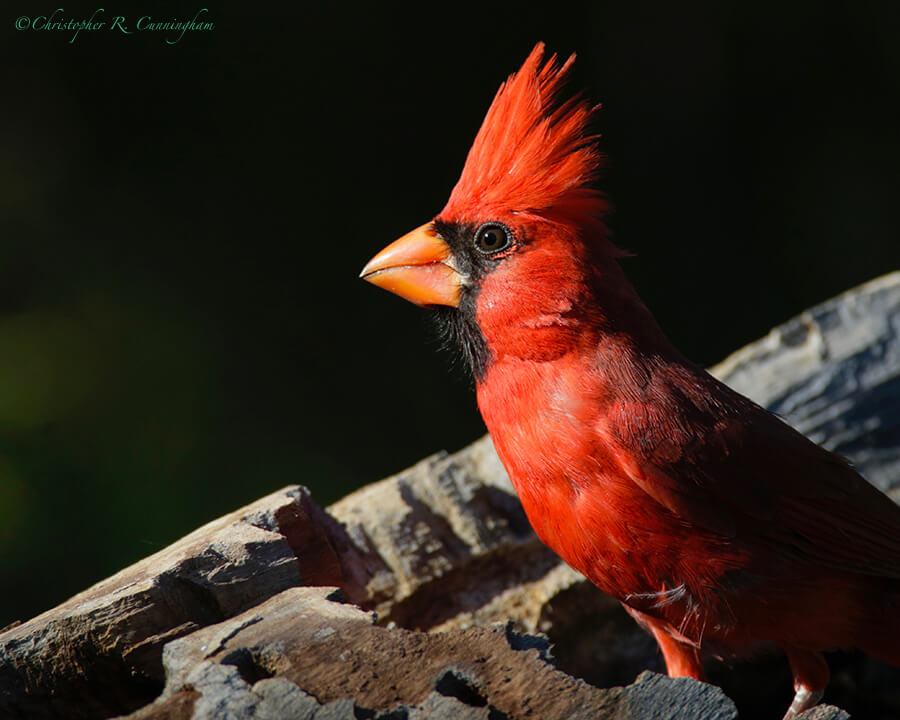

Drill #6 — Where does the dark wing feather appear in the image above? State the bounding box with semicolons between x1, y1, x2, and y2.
615;365;900;579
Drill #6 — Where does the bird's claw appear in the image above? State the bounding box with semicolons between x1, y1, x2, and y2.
782;686;824;720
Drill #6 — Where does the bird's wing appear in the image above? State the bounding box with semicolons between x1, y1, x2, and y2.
610;367;900;579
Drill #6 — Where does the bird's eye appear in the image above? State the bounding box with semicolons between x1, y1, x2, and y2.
473;223;512;255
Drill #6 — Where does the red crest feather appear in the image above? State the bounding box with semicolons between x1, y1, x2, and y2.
439;43;606;226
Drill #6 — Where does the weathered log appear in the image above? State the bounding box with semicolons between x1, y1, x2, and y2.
121;587;852;720
123;585;740;720
0;487;368;719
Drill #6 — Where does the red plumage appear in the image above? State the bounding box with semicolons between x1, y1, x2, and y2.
442;45;609;232
362;43;900;719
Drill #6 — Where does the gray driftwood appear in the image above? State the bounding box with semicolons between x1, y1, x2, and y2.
0;487;369;719
2;271;898;719
123;586;739;720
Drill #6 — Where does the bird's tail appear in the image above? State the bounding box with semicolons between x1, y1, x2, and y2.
864;632;900;667
859;582;900;667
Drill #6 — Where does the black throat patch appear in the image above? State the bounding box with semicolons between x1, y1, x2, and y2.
430;219;494;383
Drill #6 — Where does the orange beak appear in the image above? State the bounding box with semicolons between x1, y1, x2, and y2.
360;223;461;307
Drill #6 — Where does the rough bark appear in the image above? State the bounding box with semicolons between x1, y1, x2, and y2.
0;487;368;719
121;586;737;720
119;587;846;720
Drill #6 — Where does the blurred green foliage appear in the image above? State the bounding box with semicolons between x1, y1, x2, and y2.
1;1;898;626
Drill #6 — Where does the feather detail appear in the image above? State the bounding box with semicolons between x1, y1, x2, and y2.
439;43;609;234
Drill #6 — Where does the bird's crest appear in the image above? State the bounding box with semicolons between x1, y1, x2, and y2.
440;43;607;227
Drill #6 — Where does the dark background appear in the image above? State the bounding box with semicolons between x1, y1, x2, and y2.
1;1;898;627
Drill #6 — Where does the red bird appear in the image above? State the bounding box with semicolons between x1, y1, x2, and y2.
360;44;900;718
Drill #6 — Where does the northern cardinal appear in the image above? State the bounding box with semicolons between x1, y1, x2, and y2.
360;44;900;719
